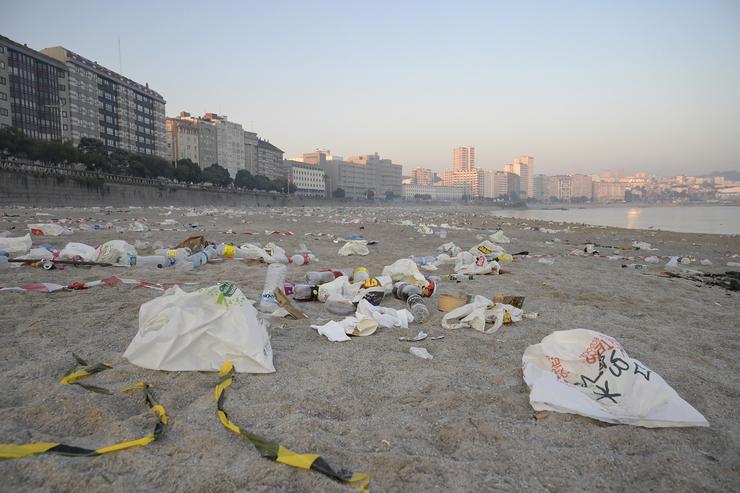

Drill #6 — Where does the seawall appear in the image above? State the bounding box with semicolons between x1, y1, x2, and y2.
0;166;324;208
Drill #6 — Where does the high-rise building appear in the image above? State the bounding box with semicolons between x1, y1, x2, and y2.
244;130;258;174
513;156;534;198
202;113;244;177
411;167;434;185
284;159;326;197
534;174;546;202
166;113;199;164
453;146;475;171
0;36;70;141
493;171;520;199
256;139;284;180
309;151;402;199
42;46;167;158
441;168;487;198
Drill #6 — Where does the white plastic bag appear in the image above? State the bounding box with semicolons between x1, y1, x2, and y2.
124;283;275;373
95;240;137;264
522;329;708;428
442;296;521;334
59;242;98;262
490;230;510;243
28;223;73;236
381;258;426;282
338;240;369;256
0;233;32;254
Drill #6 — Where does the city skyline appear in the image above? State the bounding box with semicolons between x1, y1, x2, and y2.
2;1;740;176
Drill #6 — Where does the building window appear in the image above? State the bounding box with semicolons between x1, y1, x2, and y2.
0;108;7;116
0;76;5;85
0;61;4;68
62;111;67;117
0;92;6;101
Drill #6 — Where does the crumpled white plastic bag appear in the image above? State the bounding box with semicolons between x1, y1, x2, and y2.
469;240;505;260
311;320;351;342
522;329;708;428
382;258;426;282
442;295;522;334
95;240;137;264
355;298;414;329
437;242;461;257
0;233;32;254
124;283;275;373
59;242;98;262
490;230;510;243
454;251;500;275
338;240;369;256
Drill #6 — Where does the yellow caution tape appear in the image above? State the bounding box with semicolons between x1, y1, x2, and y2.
215;361;370;492
0;359;167;460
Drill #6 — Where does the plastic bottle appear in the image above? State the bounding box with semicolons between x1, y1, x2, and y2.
282;282;295;296
216;243;252;259
306;271;338;284
393;282;422;301
289;253;316;265
134;255;175;268
448;273;474;282
155;247;191;260
353;267;370;282
406;294;429;323
411;255;438;266
185;245;217;268
292;284;319;301
259;263;287;312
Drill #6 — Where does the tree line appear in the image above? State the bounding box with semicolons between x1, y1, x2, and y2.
0;127;295;192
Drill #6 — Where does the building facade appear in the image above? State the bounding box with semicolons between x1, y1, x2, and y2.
453;146;475;171
202;113;244;177
411;167;434;185
165;114;199;164
441;168;486;197
41;46;166;158
0;36;70;141
534;174;546;202
286;160;326;197
513;156;535;198
257;139;284;180
306;150;402;199
592;180;626;202
493;171;520;199
402;183;471;201
244;130;258;174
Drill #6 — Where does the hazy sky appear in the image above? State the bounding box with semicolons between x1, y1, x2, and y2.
3;1;739;176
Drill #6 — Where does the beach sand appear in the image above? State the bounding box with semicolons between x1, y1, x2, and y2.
1;205;739;492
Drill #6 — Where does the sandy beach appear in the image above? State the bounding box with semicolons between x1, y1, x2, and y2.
1;205;739;492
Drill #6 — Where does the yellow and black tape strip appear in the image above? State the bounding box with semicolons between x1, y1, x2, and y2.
215;361;370;492
59;353;113;394
0;358;168;460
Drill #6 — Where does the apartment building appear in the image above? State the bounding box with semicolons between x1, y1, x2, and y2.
513;156;535;198
493;171;520;199
244;130;258;174
453;146;475;171
0;35;70;141
411;167;434;185
42;46;166;158
165;114;199;163
302;150;402;199
441;168;487;198
257;139;284;180
201;113;244;177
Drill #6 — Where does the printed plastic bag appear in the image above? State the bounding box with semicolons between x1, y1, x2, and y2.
59;242;98;262
124;283;275;373
522;329;708;428
28;223;73;236
95;240;137;264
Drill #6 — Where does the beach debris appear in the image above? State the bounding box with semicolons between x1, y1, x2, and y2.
522;329;709;427
632;241;657;250
0;233;32;255
124;282;275;373
215;362;370;492
0;360;167;459
409;347;433;359
490;230;510;243
442;296;523;334
0;275;197;293
399;331;428;342
437;293;468;312
273;287;307;319
700;259;712;266
338;240;370;256
28;223;73;236
259;264;287;313
312;320;352;342
174;235;210;253
538;258;555;265
493;294;525;309
430;335;445;340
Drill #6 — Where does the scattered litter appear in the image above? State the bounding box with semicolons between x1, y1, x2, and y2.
409;347;433;359
399;331;427;342
522;329;709;427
